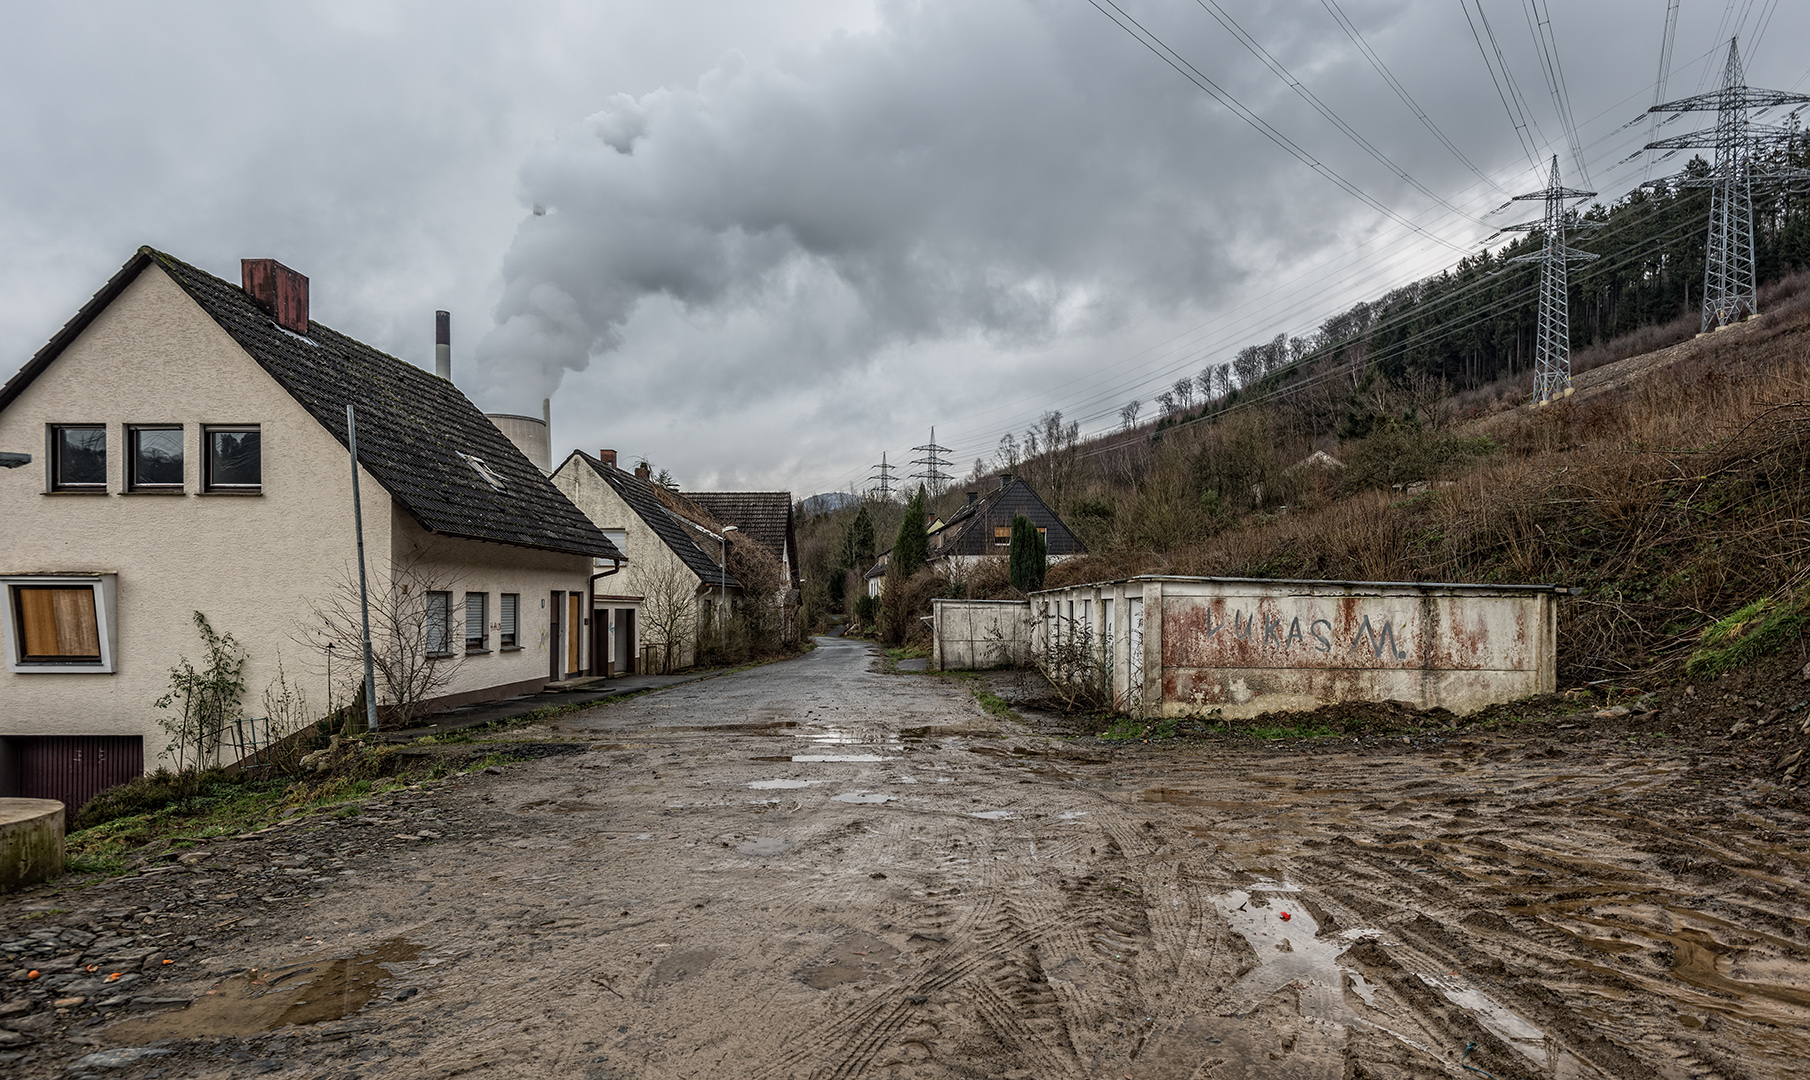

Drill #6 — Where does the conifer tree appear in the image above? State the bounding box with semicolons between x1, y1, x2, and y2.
1007;513;1046;591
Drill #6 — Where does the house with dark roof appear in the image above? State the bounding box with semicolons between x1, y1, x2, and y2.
0;248;622;811
865;476;1086;597
553;450;742;671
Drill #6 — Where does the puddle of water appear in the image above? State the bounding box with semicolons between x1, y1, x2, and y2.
1418;973;1590;1076
1056;810;1090;820
748;779;819;790
105;939;420;1042
832;791;893;804
970;810;1017;820
792;754;892;763
735;837;792;856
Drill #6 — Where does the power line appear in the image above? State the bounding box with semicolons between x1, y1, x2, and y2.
1503;155;1599;403
1520;1;1590;186
908;428;952;496
1319;0;1508;196
867;451;897;501
1646;37;1810;330
1189;0;1488;225
1085;0;1472;254
1642;0;1682;183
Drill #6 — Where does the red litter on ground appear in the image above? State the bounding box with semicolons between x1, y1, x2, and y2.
1280;912;1292;921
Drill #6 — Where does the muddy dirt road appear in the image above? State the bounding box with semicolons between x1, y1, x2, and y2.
12;635;1810;1078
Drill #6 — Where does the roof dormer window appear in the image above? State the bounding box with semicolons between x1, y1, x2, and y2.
457;451;506;492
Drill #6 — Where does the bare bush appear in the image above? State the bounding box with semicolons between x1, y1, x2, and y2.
297;555;467;728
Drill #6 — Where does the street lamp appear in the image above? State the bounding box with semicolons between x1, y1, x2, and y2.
718;525;738;642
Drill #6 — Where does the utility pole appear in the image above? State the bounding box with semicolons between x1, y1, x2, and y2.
867;452;897;502
346;404;380;732
909;427;952;497
1645;38;1810;331
1503;156;1599;406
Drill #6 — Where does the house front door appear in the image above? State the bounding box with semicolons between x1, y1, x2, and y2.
568;592;583;676
549;591;563;681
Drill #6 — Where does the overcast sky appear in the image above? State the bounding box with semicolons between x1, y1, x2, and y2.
3;1;1804;496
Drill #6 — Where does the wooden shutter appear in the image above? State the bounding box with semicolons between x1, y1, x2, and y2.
16;587;101;660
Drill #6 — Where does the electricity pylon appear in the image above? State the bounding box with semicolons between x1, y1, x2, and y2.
909;427;952;497
1503;155;1599;405
1645;38;1810;331
867;452;897;501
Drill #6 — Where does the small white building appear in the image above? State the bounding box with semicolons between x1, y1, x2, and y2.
0;248;622;811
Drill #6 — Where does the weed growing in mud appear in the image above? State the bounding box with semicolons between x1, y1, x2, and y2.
971;687;1019;720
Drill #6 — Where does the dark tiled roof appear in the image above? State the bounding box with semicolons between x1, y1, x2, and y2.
3;248;621;561
682;492;799;585
930;478;1087;558
575;453;739;588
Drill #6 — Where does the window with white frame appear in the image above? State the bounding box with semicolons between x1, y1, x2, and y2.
500;593;519;648
3;575;118;673
425;591;452;655
465;592;487;652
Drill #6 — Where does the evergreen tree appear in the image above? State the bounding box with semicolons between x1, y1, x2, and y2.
1007;514;1044;591
891;488;929;579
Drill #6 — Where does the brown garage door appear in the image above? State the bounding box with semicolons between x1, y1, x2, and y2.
15;736;144;815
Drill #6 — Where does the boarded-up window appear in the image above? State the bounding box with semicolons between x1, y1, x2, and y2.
14;586;100;661
500;594;519;647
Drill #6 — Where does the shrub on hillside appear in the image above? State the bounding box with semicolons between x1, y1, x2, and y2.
74;767;242;831
1338;423;1498;494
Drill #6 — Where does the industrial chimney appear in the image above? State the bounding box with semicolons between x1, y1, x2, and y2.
435;310;451;381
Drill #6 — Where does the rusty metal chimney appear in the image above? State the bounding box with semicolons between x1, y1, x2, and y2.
598;449;618;470
241;259;309;334
435;310;451;381
541;398;551;469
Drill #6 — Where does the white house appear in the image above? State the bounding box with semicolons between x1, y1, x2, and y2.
552;450;741;672
0;248;622;812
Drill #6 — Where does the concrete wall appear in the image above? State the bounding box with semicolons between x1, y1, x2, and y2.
0;799;64;892
1030;576;1561;719
931;599;1035;670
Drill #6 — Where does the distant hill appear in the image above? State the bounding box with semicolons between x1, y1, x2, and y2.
799;491;861;515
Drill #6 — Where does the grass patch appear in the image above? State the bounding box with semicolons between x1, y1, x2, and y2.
886;645;931;662
1686;584;1810;678
972;688;1019;721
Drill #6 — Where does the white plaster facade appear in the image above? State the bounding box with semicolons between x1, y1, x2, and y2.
0;264;594;777
551;455;723;671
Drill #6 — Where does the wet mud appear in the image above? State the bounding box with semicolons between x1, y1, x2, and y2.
8;635;1806;1078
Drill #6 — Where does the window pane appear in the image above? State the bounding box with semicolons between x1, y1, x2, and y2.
55;427;106;487
133;429;183;486
426;592;450;654
209;429;261;487
16;587;100;660
465;593;486;649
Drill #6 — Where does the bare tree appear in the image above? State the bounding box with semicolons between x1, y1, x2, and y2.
639;548;701;673
1195;368;1215;401
297;555;467;728
1119;399;1142;429
1155;390;1177;414
1172;377;1195;410
1215;363;1234;398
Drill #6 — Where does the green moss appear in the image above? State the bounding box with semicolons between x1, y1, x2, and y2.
971;688;1019;721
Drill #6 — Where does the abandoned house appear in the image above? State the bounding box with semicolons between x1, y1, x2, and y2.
0;247;622;812
866;475;1087;596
